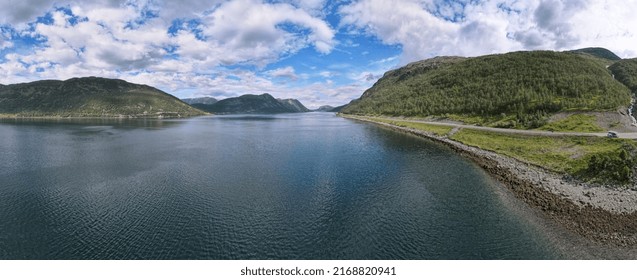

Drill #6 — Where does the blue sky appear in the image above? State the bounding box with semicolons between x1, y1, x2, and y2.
1;0;636;108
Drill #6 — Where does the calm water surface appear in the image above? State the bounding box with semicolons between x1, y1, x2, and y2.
0;113;563;259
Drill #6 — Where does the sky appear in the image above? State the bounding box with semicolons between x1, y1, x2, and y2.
1;0;636;109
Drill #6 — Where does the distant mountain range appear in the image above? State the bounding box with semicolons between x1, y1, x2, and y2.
314;105;345;112
188;93;310;114
182;97;218;105
0;77;205;118
0;77;323;117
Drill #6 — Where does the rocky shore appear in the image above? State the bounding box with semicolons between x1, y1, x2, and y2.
344;115;637;247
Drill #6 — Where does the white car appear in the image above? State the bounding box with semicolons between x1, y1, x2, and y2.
607;131;618;138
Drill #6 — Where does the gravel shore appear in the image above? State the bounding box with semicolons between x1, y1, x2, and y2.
345;115;637;247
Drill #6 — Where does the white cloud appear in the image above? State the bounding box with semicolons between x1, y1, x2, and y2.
266;66;299;81
0;0;126;26
201;0;335;65
565;0;637;58
340;0;464;62
0;0;335;77
340;0;637;63
0;31;13;50
319;71;332;78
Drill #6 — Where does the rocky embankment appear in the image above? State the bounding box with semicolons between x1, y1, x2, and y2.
344;115;637;247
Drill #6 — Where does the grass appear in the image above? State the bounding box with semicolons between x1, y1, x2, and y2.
367;117;454;136
446;113;521;128
538;114;604;132
449;129;634;176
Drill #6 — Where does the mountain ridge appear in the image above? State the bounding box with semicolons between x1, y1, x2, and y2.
315;105;335;112
569;47;622;61
342;49;632;128
192;93;309;114
182;97;218;105
0;77;205;118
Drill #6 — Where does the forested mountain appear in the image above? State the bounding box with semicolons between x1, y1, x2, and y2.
314;105;347;112
315;105;334;112
569;47;622;61
342;50;632;128
609;58;637;92
278;98;310;112
329;104;346;112
192;93;309;114
0;77;205;118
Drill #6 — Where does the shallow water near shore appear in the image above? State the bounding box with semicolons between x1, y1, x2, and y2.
0;113;567;259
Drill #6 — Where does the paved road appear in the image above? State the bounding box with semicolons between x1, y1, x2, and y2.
355;116;637;139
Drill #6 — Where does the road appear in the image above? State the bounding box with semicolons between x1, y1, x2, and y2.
352;116;637;139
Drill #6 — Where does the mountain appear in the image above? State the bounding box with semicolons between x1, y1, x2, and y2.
278;98;310;112
329;104;347;112
0;77;206;118
569;47;622;61
193;93;309;114
315;105;334;112
609;58;637;92
314;104;346;112
182;97;218;105
342;50;632;128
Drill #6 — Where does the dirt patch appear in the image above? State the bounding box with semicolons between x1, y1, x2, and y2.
549;110;637;132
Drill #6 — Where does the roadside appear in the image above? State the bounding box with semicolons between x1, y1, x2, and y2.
374;116;637;139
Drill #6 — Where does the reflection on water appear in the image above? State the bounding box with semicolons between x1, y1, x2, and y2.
0;113;563;259
0;117;180;130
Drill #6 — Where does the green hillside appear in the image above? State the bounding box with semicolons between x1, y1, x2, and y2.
193;93;309;114
342;50;632;128
609;58;637;92
569;47;622;61
0;77;206;118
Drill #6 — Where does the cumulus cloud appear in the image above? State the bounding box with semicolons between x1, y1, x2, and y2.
202;0;334;64
266;66;299;81
340;0;637;62
0;30;13;50
340;0;461;61
0;0;58;25
0;0;126;26
0;0;335;77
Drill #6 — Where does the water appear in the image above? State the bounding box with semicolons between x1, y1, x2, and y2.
0;113;562;259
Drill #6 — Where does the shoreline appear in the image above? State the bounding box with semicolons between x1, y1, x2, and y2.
342;114;637;248
0;113;209;120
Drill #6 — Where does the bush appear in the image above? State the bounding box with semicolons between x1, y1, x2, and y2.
586;146;636;184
